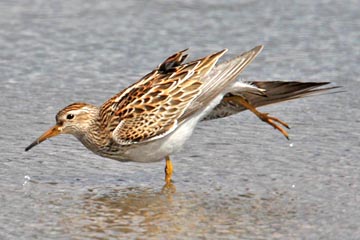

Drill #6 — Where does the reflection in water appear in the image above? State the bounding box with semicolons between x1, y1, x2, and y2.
81;186;178;237
61;185;297;239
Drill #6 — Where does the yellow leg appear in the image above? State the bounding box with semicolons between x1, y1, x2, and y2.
225;95;290;139
165;155;173;185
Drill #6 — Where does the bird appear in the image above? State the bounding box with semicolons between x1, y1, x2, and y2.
25;45;337;185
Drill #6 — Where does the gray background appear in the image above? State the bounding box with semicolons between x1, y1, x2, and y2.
0;0;359;239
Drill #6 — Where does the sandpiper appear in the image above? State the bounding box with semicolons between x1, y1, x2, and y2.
26;46;336;185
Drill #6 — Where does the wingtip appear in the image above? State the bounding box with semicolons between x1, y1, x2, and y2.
210;48;228;60
218;48;229;55
255;45;264;51
239;45;264;59
179;48;189;53
253;45;264;55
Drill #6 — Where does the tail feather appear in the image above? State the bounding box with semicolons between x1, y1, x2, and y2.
247;81;339;107
203;81;339;121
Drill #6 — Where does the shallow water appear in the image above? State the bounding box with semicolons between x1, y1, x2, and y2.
1;0;359;239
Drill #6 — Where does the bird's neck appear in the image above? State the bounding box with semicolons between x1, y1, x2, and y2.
75;109;114;154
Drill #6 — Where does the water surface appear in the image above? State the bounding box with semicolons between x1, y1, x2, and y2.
0;0;359;239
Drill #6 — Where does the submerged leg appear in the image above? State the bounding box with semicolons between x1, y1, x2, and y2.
165;155;173;185
225;95;290;139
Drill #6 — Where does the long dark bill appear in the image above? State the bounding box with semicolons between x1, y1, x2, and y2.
25;125;61;151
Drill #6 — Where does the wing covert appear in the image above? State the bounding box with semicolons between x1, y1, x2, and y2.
99;49;226;145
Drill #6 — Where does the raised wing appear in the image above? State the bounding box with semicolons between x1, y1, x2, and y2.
100;46;263;145
99;49;227;144
179;45;263;122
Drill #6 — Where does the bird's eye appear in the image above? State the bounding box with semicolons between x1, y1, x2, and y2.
66;114;74;120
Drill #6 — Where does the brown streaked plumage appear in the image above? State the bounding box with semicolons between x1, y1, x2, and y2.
25;45;337;185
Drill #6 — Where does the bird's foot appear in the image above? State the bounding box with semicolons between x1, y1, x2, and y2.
257;112;290;139
225;95;290;139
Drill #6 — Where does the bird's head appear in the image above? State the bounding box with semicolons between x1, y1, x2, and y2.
25;102;98;151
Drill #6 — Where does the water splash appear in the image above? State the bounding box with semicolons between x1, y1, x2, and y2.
23;175;31;186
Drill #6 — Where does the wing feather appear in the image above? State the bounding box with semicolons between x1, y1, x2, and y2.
100;46;264;145
100;49;227;145
180;45;263;122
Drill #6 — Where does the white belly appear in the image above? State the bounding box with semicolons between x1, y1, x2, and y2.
124;114;200;162
123;95;224;162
